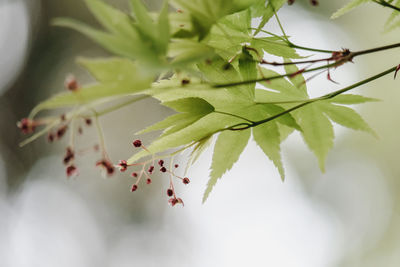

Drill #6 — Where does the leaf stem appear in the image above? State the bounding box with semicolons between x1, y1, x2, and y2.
262;41;400;67
214;41;400;88
250;29;335;54
351;42;400;57
273;11;289;42
227;65;398;130
213;60;344;88
214;110;254;123
288;43;335;54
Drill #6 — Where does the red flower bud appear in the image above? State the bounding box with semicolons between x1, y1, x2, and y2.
63;147;75;165
96;159;115;176
148;165;154;173
47;132;55;143
66;165;78;177
167;189;174;197
56;125;68;139
131;184;138;192
117;160;128;172
133;139;142;148
17;118;36;134
65;75;79;91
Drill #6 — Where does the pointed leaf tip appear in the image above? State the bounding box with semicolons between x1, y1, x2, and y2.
202;129;250;203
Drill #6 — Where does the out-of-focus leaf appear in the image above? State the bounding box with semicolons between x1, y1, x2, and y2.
331;0;371;19
30;58;153;117
52;18;143;59
54;0;170;68
171;0;258;39
157;0;170;55
169;40;215;66
85;0;138;38
384;0;400;31
130;0;155;36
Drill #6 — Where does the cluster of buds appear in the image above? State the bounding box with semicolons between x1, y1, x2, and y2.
18;76;190;205
17;115;71;141
116;139;190;207
17;118;38;134
17;75;113;178
96;159;115;176
331;48;353;66
62;146;79;177
17;114;98;177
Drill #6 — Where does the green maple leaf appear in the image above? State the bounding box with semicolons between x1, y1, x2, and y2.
30;57;153;117
127;112;244;164
295;104;334;172
383;0;400;31
53;0;170;69
331;0;371;19
255;62;376;172
171;0;258;39
251;37;302;59
203;129;251;202
169;40;215;67
253;0;287;35
138;97;215;137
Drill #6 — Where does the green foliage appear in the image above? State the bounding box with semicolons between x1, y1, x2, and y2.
29;57;152;117
296;104;334;172
203;129;251;202
172;0;258;39
22;0;396;203
53;0;170;69
254;0;287;34
138;97;215;136
253;119;284;179
331;0;371;19
256;62;375;172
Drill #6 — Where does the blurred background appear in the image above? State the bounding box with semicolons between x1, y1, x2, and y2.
1;0;400;266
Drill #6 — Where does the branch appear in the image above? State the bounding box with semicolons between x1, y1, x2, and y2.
213;42;400;88
226;65;398;131
260;42;400;66
373;0;400;12
251;29;335;54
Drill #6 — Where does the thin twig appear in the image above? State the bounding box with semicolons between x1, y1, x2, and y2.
226;65;398;130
